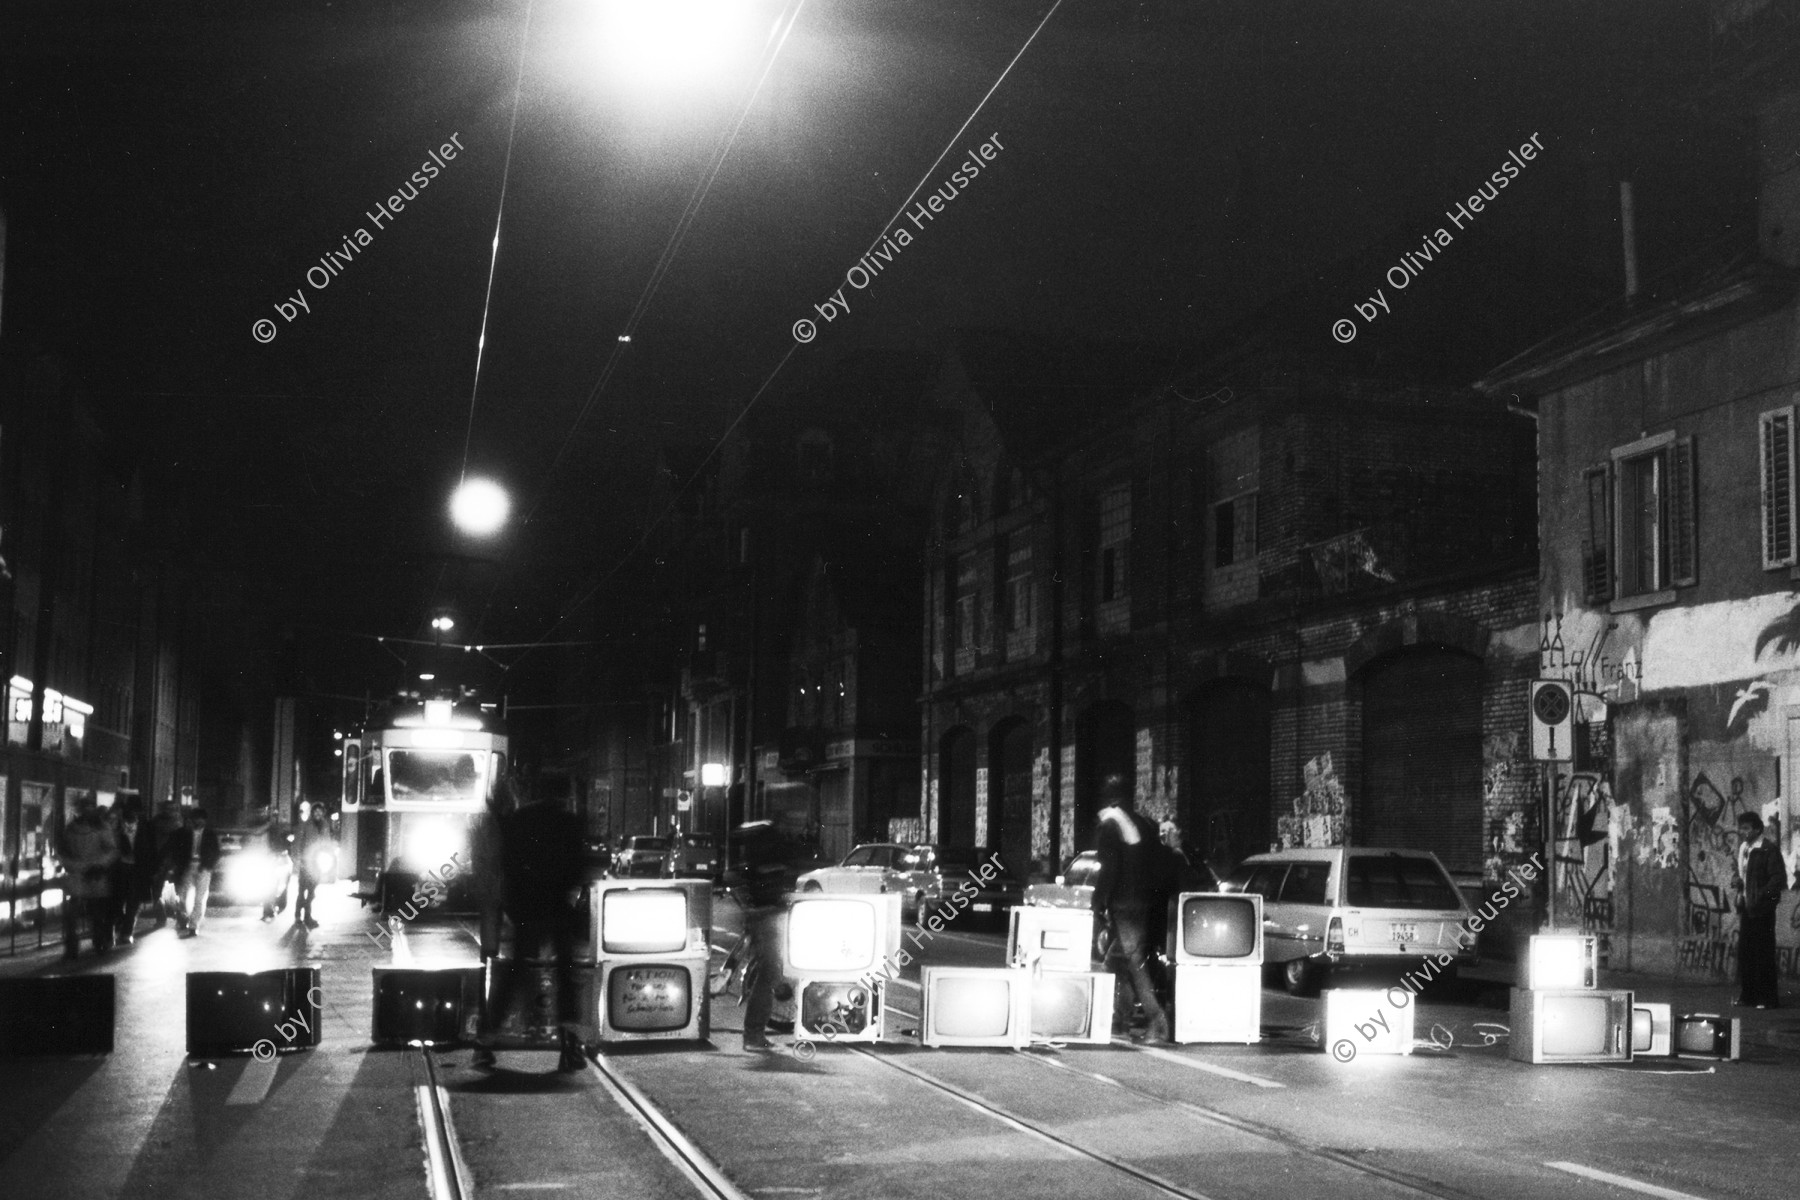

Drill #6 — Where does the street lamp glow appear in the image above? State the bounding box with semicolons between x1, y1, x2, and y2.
699;762;729;787
450;478;510;536
583;0;763;90
432;616;456;632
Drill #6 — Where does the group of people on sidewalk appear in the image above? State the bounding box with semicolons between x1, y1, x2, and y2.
55;795;336;957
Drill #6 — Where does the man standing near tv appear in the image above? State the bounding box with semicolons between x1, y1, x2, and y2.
727;820;790;1051
1734;811;1785;1009
474;776;587;1072
1092;773;1171;1042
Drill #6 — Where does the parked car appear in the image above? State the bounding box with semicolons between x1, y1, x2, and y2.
612;835;671;878
664;833;720;880
916;845;1027;927
1222;846;1478;996
724;821;833;897
1023;849;1102;910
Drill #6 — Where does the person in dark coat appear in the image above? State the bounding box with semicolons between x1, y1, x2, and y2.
1091;774;1170;1042
474;779;586;1071
1736;812;1786;1009
291;801;331;928
166;809;222;936
59;800;119;956
111;804;157;945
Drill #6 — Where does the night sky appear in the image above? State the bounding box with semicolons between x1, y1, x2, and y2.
0;0;1739;697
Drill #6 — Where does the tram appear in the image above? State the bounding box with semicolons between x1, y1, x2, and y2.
341;695;507;914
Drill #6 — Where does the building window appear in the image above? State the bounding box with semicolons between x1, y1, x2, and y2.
1761;406;1795;569
1213;492;1257;568
1005;536;1034;632
1098;486;1131;604
954;552;979;672
1599;432;1695;606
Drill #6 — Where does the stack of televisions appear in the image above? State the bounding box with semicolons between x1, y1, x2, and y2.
897;889;1266;1048
1509;933;1740;1064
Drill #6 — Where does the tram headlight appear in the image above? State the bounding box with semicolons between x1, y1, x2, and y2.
403;820;465;873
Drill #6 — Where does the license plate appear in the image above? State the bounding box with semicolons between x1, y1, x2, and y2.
973;903;993;912
1390;923;1417;943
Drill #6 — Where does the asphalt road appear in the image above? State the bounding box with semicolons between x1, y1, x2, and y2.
2;885;1798;1200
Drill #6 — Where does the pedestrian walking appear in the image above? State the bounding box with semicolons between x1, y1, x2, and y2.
470;778;513;961
473;777;586;1072
149;801;185;928
167;808;221;936
726;820;791;1052
1091;774;1171;1043
112;803;157;945
1735;811;1785;1009
58;799;120;957
291;800;331;928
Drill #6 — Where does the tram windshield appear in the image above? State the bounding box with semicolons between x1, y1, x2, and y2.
386;749;488;807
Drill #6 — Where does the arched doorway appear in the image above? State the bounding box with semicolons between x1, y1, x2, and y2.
1358;646;1483;873
988;718;1034;875
1075;701;1135;850
939;726;977;847
1183;679;1270;876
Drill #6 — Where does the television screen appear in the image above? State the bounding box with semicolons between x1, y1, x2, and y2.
799;981;877;1037
1673;1015;1738;1059
1030;975;1095;1040
1540;994;1612;1056
1675;1021;1716;1055
788;899;880;974
1180;895;1259;960
607;965;692;1032
1527;935;1597;990
602;889;689;955
932;975;1017;1040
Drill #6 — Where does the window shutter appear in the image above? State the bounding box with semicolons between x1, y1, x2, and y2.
1669;436;1696;587
1582;465;1611;604
1761;408;1795;570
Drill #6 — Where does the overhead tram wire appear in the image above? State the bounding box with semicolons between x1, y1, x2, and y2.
505;0;1077;665
467;0;813;646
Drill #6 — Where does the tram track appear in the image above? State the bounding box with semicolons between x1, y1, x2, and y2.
849;1044;1489;1200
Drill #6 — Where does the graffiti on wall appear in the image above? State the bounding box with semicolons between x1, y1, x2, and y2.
1551;770;1618;961
1676;772;1755;978
1031;748;1051;864
1277;751;1347;849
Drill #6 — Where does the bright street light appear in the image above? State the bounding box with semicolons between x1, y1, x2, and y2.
450;477;510;537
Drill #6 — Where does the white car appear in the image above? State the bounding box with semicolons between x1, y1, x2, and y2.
795;843;933;915
1224;847;1478;996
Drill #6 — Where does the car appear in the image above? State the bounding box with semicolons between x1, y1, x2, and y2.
1223;846;1478;996
1023;849;1103;911
663;833;720;880
724;821;834;898
213;826;294;910
915;845;1026;927
795;842;935;913
611;835;671;878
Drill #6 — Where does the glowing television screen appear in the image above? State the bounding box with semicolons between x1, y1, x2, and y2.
1008;906;1094;973
1673;1014;1741;1061
601;889;690;956
1631;1002;1672;1057
920;967;1031;1048
600;961;703;1040
1028;971;1114;1044
1524;934;1597;990
786;895;895;979
1173;893;1263;965
1508;987;1632;1063
797;979;883;1043
1322;988;1414;1057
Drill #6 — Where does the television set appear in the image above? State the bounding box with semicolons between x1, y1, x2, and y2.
1007;906;1094;973
1171;892;1264;965
1630;1002;1672;1058
1673;1013;1741;1061
1524;934;1598;990
371;965;482;1048
795;978;884;1043
1028;971;1114;1044
1322;988;1414;1057
1173;963;1261;1043
785;894;902;982
590;879;711;959
597;959;709;1043
1508;987;1633;1063
920;967;1032;1048
187;967;322;1058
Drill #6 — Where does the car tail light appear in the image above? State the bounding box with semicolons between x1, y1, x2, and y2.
1326;916;1345;956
